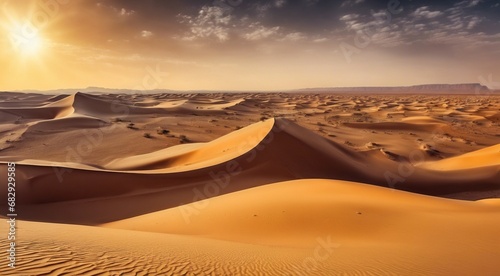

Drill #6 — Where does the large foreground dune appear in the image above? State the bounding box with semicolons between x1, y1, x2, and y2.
0;92;499;275
1;180;499;275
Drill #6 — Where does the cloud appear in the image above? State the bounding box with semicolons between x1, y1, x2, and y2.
178;6;232;41
446;16;465;30
254;3;272;15
466;16;481;29
172;0;495;54
341;0;365;8
412;6;443;19
280;32;306;41
340;14;359;21
275;0;287;8
119;8;135;16
371;5;494;50
177;2;314;43
452;0;482;9
96;3;135;17
339;14;364;31
337;2;498;50
243;23;280;41
313;37;329;43
339;11;389;33
242;23;308;42
469;0;482;7
141;30;153;38
254;0;287;17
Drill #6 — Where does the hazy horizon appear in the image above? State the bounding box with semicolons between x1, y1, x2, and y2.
1;0;499;91
4;82;496;95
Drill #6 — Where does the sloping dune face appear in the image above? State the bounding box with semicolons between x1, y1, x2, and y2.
0;94;74;121
2;117;497;226
417;144;500;170
103;179;500;246
1;180;499;275
0;92;499;275
105;119;274;171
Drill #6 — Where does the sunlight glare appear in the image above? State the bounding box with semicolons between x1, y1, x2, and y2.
10;23;43;56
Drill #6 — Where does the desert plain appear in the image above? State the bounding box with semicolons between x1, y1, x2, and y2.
0;90;499;275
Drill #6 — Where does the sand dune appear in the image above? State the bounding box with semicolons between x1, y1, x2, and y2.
105;118;273;171
103;179;500;246
154;99;188;108
72;92;170;116
0;91;499;275
182;98;246;111
2;117;498;226
2;180;499;275
43;93;75;118
28;115;108;132
0;104;69;121
344;121;445;132
418;144;500;171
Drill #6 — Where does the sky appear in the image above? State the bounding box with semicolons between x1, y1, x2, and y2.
0;0;499;91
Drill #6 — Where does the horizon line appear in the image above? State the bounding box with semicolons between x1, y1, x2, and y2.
3;82;497;94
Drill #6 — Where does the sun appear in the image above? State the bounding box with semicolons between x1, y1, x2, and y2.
9;23;44;56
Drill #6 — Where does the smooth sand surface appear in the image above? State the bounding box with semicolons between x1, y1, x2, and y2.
0;92;499;275
417;144;500;170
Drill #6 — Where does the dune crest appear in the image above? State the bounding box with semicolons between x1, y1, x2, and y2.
418;144;500;170
105;119;274;171
0;92;499;275
1;116;498;226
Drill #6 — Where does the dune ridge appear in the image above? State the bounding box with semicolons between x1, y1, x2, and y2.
0;91;499;275
1;117;498;226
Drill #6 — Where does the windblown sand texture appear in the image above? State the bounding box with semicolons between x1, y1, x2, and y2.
0;92;499;275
